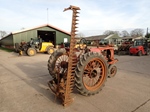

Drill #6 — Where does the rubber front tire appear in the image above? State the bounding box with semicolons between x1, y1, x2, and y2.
129;53;132;56
138;51;142;56
108;64;117;78
75;52;108;96
146;48;150;55
27;48;36;56
47;47;54;54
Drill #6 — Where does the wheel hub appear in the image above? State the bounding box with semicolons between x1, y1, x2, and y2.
90;69;98;78
110;66;116;75
49;49;53;53
60;61;68;68
30;50;34;55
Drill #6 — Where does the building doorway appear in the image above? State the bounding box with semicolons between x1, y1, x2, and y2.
37;30;56;47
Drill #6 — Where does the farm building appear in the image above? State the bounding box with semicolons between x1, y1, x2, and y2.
0;24;71;49
85;34;122;45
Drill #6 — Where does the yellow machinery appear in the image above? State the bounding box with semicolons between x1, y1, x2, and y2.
75;38;87;50
19;40;54;56
26;42;54;56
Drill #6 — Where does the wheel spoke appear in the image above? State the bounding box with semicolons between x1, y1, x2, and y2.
91;78;95;86
82;58;106;90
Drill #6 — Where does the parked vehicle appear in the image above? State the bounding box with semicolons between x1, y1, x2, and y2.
117;40;133;55
129;39;150;56
18;38;54;56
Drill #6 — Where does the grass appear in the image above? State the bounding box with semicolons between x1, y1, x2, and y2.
0;47;14;52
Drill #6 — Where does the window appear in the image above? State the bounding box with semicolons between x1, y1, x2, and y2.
64;38;68;43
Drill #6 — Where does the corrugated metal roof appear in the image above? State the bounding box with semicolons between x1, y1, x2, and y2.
12;24;71;35
0;24;70;40
121;36;144;39
0;24;71;41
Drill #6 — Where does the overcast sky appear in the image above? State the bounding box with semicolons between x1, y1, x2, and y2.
0;0;150;36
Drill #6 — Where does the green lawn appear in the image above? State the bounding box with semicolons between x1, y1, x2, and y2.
0;47;14;52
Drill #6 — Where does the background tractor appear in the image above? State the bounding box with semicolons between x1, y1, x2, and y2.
19;38;54;56
117;40;133;55
129;39;150;56
60;38;87;50
47;5;118;106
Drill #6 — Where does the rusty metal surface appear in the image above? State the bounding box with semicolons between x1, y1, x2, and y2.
47;5;80;106
47;5;118;107
82;58;106;91
62;5;80;106
117;41;133;55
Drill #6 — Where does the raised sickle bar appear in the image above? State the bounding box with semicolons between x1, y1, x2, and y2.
47;5;80;106
62;5;80;106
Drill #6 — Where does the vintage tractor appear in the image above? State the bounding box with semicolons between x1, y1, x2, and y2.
18;38;54;56
129;39;150;56
47;5;118;106
117;40;133;55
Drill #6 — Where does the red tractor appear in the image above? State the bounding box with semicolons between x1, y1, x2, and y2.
129;39;150;56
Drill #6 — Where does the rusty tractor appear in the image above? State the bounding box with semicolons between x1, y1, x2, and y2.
117;41;133;55
47;5;118;106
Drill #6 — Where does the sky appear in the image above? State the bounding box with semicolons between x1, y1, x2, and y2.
0;0;150;36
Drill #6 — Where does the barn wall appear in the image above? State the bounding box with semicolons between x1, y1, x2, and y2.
0;26;71;49
13;26;70;46
0;35;14;49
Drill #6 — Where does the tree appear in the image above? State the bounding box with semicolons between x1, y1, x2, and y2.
145;28;150;38
103;30;114;36
103;30;120;36
0;31;7;38
130;29;144;37
76;32;85;38
121;30;130;37
145;33;150;38
21;27;25;30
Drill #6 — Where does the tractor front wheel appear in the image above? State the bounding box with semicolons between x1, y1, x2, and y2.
75;52;108;96
108;64;117;78
138;51;142;56
27;48;36;56
146;48;150;55
47;47;54;54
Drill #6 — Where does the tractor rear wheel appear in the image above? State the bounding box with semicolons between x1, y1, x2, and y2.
47;49;68;78
27;48;36;56
75;52;108;96
15;43;20;52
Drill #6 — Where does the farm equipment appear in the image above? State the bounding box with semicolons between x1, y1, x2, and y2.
129;39;150;56
61;38;87;50
47;5;118;106
117;40;133;55
18;38;54;56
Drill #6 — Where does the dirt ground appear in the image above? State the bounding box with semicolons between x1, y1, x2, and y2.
0;50;150;112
